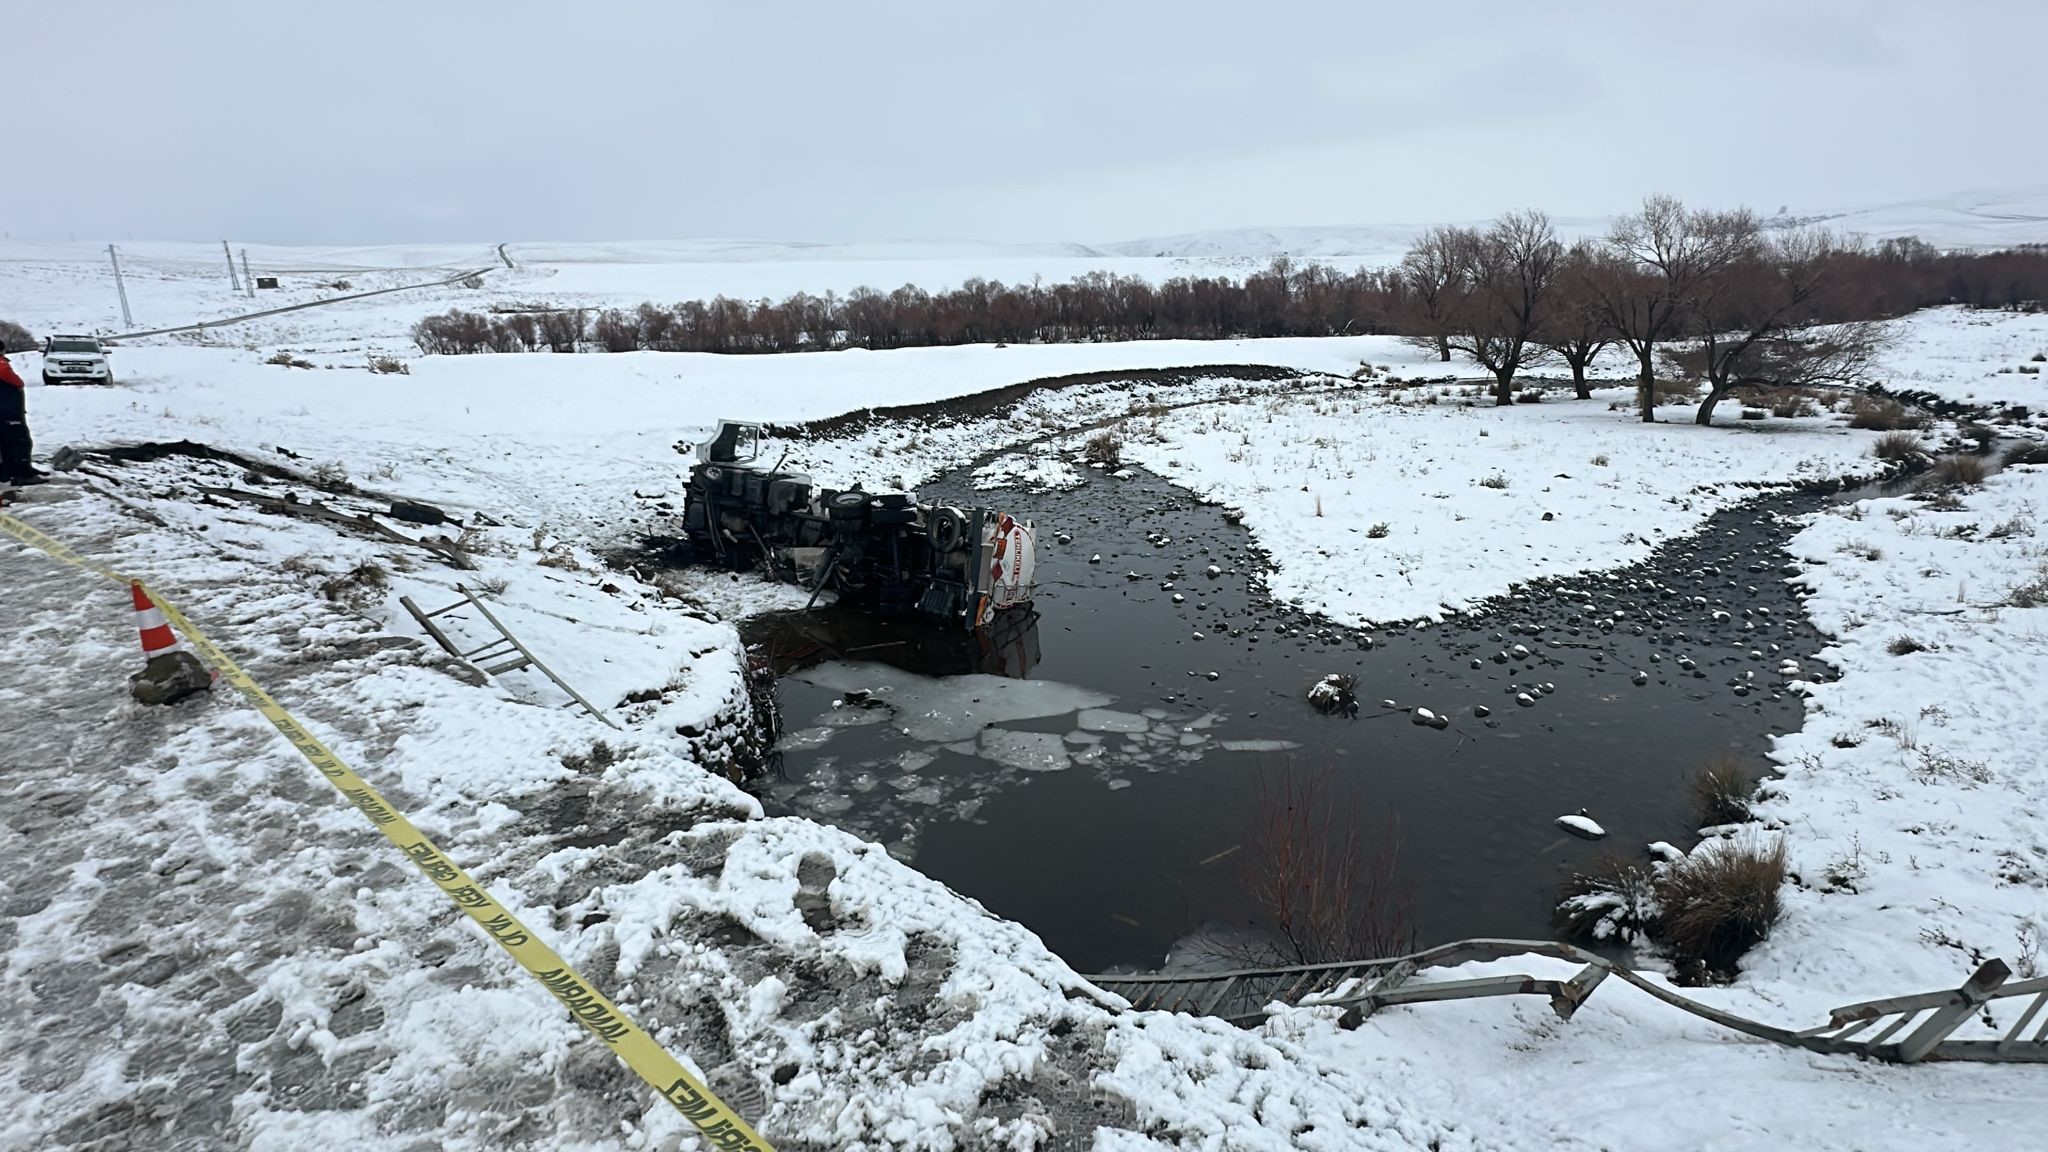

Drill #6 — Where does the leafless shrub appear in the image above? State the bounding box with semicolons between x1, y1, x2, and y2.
366;354;409;375
1886;634;1929;656
538;309;586;353
1477;472;1510;490
1590;453;1610;467
1929;454;1990;487
2005;564;2048;608
1690;757;1753;826
1082;429;1123;468
1654;378;1700;404
265;350;315;369
2003;441;2048;467
413;309;496;355
1239;762;1414;963
0;318;33;353
1870;430;1923;461
1655;835;1786;978
1913;747;1993;785
1365;521;1391;539
318;561;389;611
592;309;642;353
469;575;511;597
1770;395;1818;418
1556;854;1658;944
311;460;352;490
1987;515;2034;539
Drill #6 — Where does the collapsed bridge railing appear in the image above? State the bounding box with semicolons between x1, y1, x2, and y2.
1084;938;2048;1064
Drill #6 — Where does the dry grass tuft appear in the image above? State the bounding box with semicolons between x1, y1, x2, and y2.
1848;396;1927;431
1655;836;1787;978
1929;455;1990;487
1690;757;1753;827
1870;430;1923;461
1082;429;1124;469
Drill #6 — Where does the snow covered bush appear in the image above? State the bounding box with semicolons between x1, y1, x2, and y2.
1556;854;1659;944
0;317;31;353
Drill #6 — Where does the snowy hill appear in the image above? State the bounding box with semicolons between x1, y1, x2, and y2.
1770;185;2048;249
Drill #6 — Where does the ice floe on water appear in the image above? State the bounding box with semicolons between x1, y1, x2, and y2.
773;660;1303;855
1076;707;1152;733
977;729;1072;772
795;661;1113;742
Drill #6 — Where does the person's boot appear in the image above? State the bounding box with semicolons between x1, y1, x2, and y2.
8;470;48;485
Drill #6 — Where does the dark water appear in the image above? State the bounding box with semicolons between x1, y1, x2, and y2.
744;466;1852;973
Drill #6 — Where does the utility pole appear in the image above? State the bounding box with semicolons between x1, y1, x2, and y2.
107;244;134;328
241;249;255;297
223;240;242;291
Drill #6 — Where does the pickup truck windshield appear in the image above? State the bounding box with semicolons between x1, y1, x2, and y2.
49;339;101;353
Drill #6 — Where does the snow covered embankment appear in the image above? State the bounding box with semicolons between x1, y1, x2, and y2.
1757;460;2048;999
0;474;1479;1152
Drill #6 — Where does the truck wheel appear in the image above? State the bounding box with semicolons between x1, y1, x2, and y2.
930;507;965;552
42;374;56;387
828;492;868;521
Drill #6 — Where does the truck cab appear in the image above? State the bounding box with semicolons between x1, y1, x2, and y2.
41;335;113;386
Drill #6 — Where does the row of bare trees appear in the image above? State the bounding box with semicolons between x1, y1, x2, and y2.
415;214;2048;423
1398;199;1897;423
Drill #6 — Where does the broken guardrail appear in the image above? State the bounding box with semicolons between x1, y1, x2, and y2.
1084;939;2046;1064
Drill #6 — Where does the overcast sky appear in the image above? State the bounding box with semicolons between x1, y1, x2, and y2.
12;0;2044;245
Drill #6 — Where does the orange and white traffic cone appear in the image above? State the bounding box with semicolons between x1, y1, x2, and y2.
133;582;179;658
128;581;213;705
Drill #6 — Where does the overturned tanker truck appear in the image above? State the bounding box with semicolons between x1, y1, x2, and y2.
678;420;1036;627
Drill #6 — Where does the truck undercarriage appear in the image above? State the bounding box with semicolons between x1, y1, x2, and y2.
677;422;1036;628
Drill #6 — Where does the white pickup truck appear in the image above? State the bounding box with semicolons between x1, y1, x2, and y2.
41;334;114;386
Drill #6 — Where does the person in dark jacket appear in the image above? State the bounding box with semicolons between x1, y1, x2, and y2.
0;352;46;484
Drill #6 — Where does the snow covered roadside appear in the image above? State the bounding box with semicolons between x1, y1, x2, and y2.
0;470;1487;1152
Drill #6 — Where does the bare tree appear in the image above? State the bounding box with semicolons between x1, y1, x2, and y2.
1537;241;1616;400
1595;196;1760;422
1663;230;1884;423
1445;211;1564;405
1239;762;1414;964
1398;226;1471;362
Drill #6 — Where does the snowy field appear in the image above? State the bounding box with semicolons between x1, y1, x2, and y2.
3;229;2048;1149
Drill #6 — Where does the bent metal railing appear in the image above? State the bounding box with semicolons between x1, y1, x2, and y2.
1083;939;2047;1064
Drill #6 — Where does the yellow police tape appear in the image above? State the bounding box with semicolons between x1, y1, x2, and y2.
0;510;771;1151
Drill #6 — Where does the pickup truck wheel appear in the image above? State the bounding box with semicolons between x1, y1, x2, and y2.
42;374;56;387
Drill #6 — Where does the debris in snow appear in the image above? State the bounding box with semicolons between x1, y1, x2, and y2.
128;651;213;706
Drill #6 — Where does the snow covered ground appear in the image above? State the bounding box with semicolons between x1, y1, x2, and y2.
4;228;2048;1150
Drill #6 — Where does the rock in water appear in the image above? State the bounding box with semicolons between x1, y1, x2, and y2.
1554;809;1606;840
129;652;213;706
1646;841;1685;863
